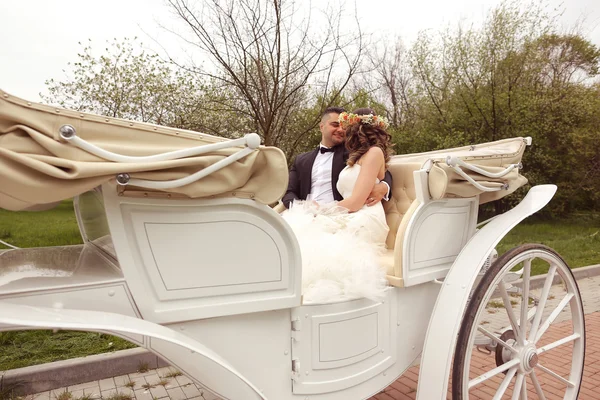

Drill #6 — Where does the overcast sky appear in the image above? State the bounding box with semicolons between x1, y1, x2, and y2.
1;0;598;102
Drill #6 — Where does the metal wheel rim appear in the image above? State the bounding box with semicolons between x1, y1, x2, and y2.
460;248;585;399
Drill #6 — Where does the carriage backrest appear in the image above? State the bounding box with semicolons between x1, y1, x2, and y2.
382;162;421;249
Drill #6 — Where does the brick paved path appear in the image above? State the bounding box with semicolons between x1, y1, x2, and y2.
370;312;600;400
26;275;600;400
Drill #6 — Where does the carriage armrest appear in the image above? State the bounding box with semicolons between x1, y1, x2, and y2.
382;196;478;288
382;200;421;287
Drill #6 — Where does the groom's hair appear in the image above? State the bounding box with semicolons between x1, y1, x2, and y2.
321;106;345;121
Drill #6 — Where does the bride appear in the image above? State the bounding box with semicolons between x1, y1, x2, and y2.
282;108;393;304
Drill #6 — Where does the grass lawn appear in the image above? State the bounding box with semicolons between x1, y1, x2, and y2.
0;330;137;371
0;201;598;370
0;201;82;248
495;212;600;275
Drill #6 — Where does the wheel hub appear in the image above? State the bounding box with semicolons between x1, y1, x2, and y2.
526;351;539;369
519;345;538;373
494;331;540;374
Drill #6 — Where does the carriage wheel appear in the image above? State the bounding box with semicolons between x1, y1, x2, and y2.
452;244;585;399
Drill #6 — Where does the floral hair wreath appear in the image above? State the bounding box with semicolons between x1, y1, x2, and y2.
338;112;389;130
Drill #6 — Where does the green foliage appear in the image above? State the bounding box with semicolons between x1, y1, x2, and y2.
343;89;388;117
375;0;600;215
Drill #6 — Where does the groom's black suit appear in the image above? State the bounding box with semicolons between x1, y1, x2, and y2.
282;144;392;208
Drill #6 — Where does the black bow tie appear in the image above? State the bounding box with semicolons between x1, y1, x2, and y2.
320;147;334;154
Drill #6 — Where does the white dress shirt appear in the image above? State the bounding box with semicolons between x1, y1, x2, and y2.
310;145;335;204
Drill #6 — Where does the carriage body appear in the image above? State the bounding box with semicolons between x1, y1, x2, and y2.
0;90;584;399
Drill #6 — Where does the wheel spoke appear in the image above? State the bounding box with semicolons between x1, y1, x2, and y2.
469;359;520;389
537;333;580;355
455;246;585;400
529;264;557;340
534;293;574;343
499;281;523;344
531;371;547;400
492;367;517;400
521;377;528;400
511;373;524;400
478;326;519;354
520;260;531;340
537;363;575;387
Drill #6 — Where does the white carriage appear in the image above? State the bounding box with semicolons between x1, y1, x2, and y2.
0;90;585;399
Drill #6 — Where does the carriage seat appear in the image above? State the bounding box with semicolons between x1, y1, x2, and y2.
379;162;422;287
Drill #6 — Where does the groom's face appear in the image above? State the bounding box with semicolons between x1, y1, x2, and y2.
320;112;345;148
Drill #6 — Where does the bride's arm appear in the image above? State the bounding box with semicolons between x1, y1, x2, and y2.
338;147;385;212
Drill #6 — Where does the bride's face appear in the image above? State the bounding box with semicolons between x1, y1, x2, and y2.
320;113;346;148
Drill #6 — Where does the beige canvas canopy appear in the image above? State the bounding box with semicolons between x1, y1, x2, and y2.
1;89;528;213
0;90;289;211
389;136;529;204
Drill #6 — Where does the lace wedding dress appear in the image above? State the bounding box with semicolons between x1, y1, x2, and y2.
282;165;389;304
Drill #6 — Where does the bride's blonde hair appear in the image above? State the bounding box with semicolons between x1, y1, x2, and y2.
344;108;393;167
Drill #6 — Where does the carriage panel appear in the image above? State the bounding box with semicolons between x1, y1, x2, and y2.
102;184;302;323
290;289;397;394
400;197;478;287
129;208;287;297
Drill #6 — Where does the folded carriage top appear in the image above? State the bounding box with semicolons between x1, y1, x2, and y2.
389;136;529;204
0;90;288;211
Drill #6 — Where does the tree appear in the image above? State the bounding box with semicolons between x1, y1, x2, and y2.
364;39;415;131
362;0;600;214
165;0;365;158
43;38;203;128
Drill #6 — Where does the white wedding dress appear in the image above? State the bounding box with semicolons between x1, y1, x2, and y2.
282;165;389;304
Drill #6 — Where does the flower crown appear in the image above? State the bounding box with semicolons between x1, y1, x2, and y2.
338;112;389;130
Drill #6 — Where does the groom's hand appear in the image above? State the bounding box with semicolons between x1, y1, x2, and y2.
365;183;387;207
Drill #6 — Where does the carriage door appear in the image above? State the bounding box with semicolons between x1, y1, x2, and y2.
290;290;397;395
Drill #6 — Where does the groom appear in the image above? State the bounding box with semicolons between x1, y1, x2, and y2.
282;107;392;208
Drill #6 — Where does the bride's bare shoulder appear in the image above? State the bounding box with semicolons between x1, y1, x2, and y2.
356;146;384;165
362;146;384;162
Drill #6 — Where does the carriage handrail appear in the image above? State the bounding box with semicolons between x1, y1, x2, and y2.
445;156;522;178
58;124;262;163
58;124;263;190
115;146;256;189
447;164;509;192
